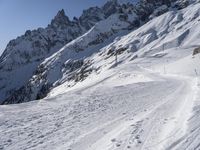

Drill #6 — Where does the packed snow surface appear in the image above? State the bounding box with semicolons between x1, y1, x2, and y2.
0;58;199;150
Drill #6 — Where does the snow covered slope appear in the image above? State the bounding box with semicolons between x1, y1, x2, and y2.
0;61;199;150
1;0;200;150
1;0;193;104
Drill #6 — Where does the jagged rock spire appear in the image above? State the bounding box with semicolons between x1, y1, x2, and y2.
50;9;71;27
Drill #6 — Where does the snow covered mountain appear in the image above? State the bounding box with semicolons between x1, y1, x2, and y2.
2;0;200;150
0;0;137;104
0;0;186;104
20;0;200;104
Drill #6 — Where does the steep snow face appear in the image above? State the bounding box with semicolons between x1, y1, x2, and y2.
95;2;200;76
108;2;200;53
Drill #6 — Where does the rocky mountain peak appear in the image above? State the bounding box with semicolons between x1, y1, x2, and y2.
50;9;71;27
102;0;120;17
79;6;105;30
56;9;65;17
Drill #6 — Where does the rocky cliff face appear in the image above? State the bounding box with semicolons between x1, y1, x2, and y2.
0;0;193;104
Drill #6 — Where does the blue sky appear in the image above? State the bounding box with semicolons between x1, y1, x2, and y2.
0;0;107;55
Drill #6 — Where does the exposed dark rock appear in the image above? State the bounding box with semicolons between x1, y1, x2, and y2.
36;83;52;100
193;47;200;56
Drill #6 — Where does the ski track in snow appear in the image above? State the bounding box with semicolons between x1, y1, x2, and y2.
0;63;198;150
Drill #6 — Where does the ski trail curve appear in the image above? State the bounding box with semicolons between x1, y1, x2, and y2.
81;72;198;150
